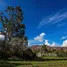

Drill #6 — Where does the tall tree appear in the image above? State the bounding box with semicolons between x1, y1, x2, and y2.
0;6;27;44
0;6;28;58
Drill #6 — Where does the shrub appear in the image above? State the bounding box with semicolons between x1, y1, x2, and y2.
22;48;36;60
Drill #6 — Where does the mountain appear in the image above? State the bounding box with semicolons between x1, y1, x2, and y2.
30;45;67;52
30;45;42;52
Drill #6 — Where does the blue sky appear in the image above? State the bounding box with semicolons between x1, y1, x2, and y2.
0;0;67;47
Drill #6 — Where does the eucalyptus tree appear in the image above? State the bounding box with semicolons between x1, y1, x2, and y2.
0;6;28;58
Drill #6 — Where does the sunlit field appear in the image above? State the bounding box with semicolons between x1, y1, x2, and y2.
5;57;67;67
7;60;67;67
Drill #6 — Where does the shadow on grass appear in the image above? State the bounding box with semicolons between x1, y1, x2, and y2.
5;56;67;61
0;61;15;67
14;62;32;67
0;61;32;67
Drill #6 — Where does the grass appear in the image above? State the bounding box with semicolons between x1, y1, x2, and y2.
42;56;67;60
0;61;15;67
1;56;67;67
7;60;67;67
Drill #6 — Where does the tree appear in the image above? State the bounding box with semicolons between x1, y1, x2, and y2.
22;48;36;60
0;6;28;58
42;44;47;53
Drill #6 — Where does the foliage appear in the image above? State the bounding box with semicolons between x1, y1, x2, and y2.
0;6;28;58
0;6;27;42
22;48;36;60
56;50;67;57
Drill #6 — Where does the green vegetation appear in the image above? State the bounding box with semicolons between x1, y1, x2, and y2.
42;56;67;60
0;56;67;67
0;61;15;67
4;60;67;67
0;6;29;59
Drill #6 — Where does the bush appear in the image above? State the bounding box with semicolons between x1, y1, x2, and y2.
22;48;36;60
57;51;67;57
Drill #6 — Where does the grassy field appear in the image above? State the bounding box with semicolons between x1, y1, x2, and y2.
1;57;67;67
8;60;67;67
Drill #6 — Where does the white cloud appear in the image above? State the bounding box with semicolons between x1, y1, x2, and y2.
40;33;45;37
28;33;58;47
28;38;57;47
51;42;56;47
61;36;67;40
29;38;67;47
28;33;67;47
28;33;46;46
45;40;50;46
44;39;67;47
45;40;56;47
28;34;67;47
38;9;67;29
62;40;67;47
34;33;46;42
